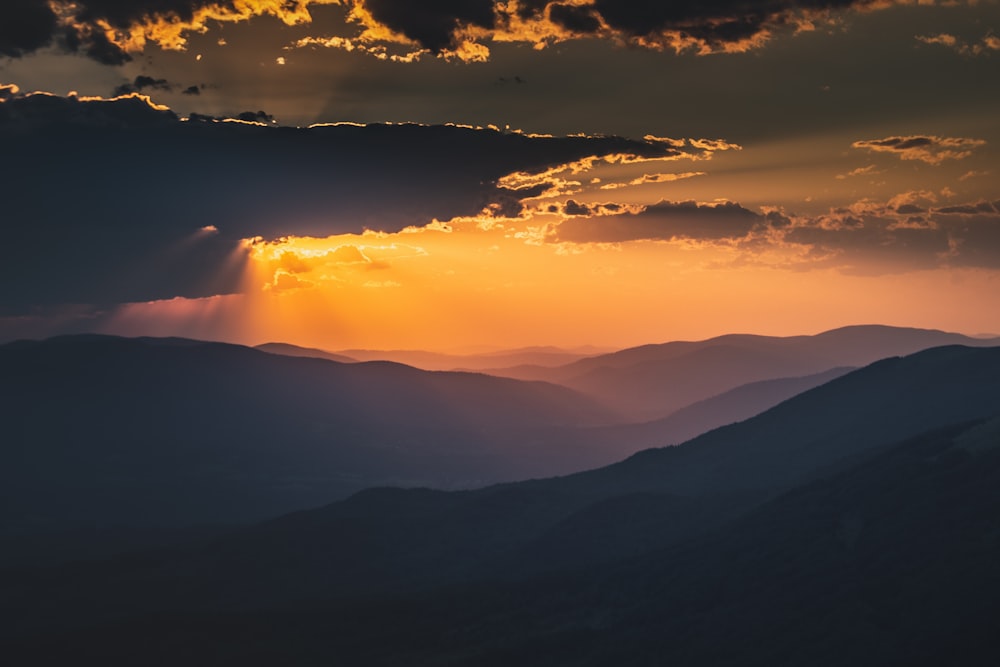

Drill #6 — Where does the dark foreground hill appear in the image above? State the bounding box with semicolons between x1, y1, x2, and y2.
3;344;998;654
0;335;617;547
5;404;1000;665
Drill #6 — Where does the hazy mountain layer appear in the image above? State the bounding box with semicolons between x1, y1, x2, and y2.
491;325;1000;420
577;366;854;451
0;334;616;537
4;345;998;641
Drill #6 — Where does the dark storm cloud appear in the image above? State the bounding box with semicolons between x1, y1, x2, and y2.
547;4;602;34
187;111;271;123
0;0;213;63
0;90;687;314
551;200;763;243
349;0;910;58
0;90;179;127
64;23;132;65
234;110;275;123
0;0;58;57
361;0;496;53
0;0;134;63
113;75;205;99
113;75;174;97
362;0;898;54
0;0;930;63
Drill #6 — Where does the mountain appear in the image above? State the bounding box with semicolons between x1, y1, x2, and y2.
254;342;357;364
326;346;597;371
4;344;998;634
578;366;854;451
0;335;618;544
489;325;1000;420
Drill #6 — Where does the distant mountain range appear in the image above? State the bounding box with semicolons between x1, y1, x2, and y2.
257;326;1000;441
484;325;1000;420
576;365;854;450
259;326;1000;422
255;342;357;364
3;344;999;665
0;335;615;540
3;327;998;568
256;342;605;371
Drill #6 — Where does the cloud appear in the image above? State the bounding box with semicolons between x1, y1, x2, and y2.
916;32;1000;57
313;1;946;61
563;200;593;216
496;137;735;201
0;88;690;314
269;271;315;292
543;192;1000;274
775;198;1000;273
599;171;705;190
0;0;953;64
0;0;58;58
236;110;275;124
549;200;765;244
113;75;174;97
0;84;20;101
187;110;276;125
0;89;179;127
835;164;881;180
852;135;986;165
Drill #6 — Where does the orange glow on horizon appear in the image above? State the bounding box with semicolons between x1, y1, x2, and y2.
102;212;996;353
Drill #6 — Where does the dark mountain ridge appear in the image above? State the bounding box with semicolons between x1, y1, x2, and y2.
4;344;998;632
254;342;357;364
490;325;1000;420
576;365;854;450
0;334;617;538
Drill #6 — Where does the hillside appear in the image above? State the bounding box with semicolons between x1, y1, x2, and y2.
4;345;998;633
0;335;617;540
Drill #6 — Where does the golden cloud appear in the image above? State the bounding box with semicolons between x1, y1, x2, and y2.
21;0;959;64
852;135;986;165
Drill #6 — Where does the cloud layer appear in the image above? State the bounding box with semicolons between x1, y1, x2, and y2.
550;200;766;243
852;135;986;165
544;194;1000;274
0;89;692;313
0;0;955;64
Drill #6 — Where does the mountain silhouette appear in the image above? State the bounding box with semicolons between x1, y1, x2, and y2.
490;325;1000;420
0;334;617;555
254;342;357;364
4;343;998;641
315;345;595;371
578;365;854;453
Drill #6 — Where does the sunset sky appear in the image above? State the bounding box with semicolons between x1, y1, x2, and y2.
2;0;999;351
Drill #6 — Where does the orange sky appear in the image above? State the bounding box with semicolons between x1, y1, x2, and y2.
98;205;1000;351
2;2;998;352
76;125;997;352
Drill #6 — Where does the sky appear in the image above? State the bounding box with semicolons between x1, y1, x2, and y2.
1;0;999;351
